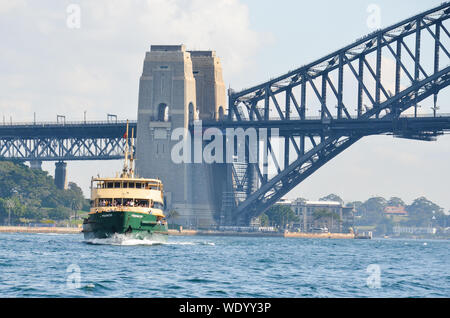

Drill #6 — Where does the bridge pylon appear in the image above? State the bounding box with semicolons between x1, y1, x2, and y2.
54;161;67;190
135;45;227;228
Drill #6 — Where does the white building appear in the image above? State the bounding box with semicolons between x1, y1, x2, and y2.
290;200;354;233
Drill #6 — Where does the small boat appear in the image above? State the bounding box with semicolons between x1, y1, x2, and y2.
82;122;168;241
354;231;373;239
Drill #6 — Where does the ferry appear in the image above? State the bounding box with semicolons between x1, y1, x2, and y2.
82;122;168;241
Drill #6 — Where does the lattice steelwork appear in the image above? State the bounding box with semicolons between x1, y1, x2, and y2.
0;121;136;161
222;3;450;224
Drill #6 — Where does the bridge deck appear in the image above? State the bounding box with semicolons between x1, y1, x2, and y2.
0;121;137;138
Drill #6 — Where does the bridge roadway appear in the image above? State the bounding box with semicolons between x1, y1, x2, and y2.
2;115;450;150
0;120;136;138
0;120;137;163
201;114;450;140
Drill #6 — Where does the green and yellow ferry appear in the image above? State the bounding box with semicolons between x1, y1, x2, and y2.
82;123;168;241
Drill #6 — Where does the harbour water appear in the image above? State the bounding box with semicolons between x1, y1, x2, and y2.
0;232;448;298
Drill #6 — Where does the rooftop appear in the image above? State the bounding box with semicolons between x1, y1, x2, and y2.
150;45;185;52
189;50;216;57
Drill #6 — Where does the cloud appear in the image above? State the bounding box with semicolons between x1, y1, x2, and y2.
0;0;270;121
80;0;266;76
0;1;27;14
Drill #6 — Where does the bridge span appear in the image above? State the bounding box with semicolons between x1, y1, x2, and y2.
1;3;450;226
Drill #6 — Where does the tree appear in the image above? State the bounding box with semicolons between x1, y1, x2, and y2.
404;197;445;227
357;197;387;225
313;208;341;230
0;161;87;224
319;194;344;205
259;213;269;227
265;205;299;228
346;201;363;209
166;209;180;220
387;197;405;207
375;217;395;235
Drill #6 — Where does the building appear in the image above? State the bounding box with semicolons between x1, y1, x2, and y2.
384;206;408;217
290;199;354;233
393;226;436;235
276;197;292;206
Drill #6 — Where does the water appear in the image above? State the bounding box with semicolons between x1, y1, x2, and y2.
0;232;448;297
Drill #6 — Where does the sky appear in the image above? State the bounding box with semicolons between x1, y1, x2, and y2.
0;0;449;211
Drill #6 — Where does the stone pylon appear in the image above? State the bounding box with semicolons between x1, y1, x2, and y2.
136;45;227;228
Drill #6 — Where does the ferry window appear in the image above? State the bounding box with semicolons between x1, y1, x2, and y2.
99;198;113;207
136;183;142;189
114;182;121;188
135;199;149;207
123;182;128;188
123;198;134;206
128;182;135;188
107;182;114;189
90;200;95;207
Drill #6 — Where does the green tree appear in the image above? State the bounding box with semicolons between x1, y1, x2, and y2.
0;161;87;224
166;209;180;220
265;205;299;228
47;207;72;220
319;194;344;205
404;197;445;227
258;212;269;227
357;197;387;225
376;217;395;235
313;208;341;230
346;201;363;209
387;197;405;207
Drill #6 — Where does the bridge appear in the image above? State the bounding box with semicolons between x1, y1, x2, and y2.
0;120;136;162
0;120;137;188
1;3;450;225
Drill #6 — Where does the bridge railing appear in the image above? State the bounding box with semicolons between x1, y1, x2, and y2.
0;120;137;127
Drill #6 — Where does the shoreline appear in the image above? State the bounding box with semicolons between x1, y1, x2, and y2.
0;226;82;234
1;226;446;239
0;226;354;239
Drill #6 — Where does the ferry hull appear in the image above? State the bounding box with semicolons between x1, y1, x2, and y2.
82;211;168;241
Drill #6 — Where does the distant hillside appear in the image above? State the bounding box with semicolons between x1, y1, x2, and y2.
0;161;89;224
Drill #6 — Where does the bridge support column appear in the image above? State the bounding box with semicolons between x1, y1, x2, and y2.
29;160;42;170
54;161;67;190
136;45;227;229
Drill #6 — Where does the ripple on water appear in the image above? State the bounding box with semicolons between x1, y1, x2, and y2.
0;233;449;297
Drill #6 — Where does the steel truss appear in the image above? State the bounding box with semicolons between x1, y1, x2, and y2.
222;3;450;224
0;121;136;161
